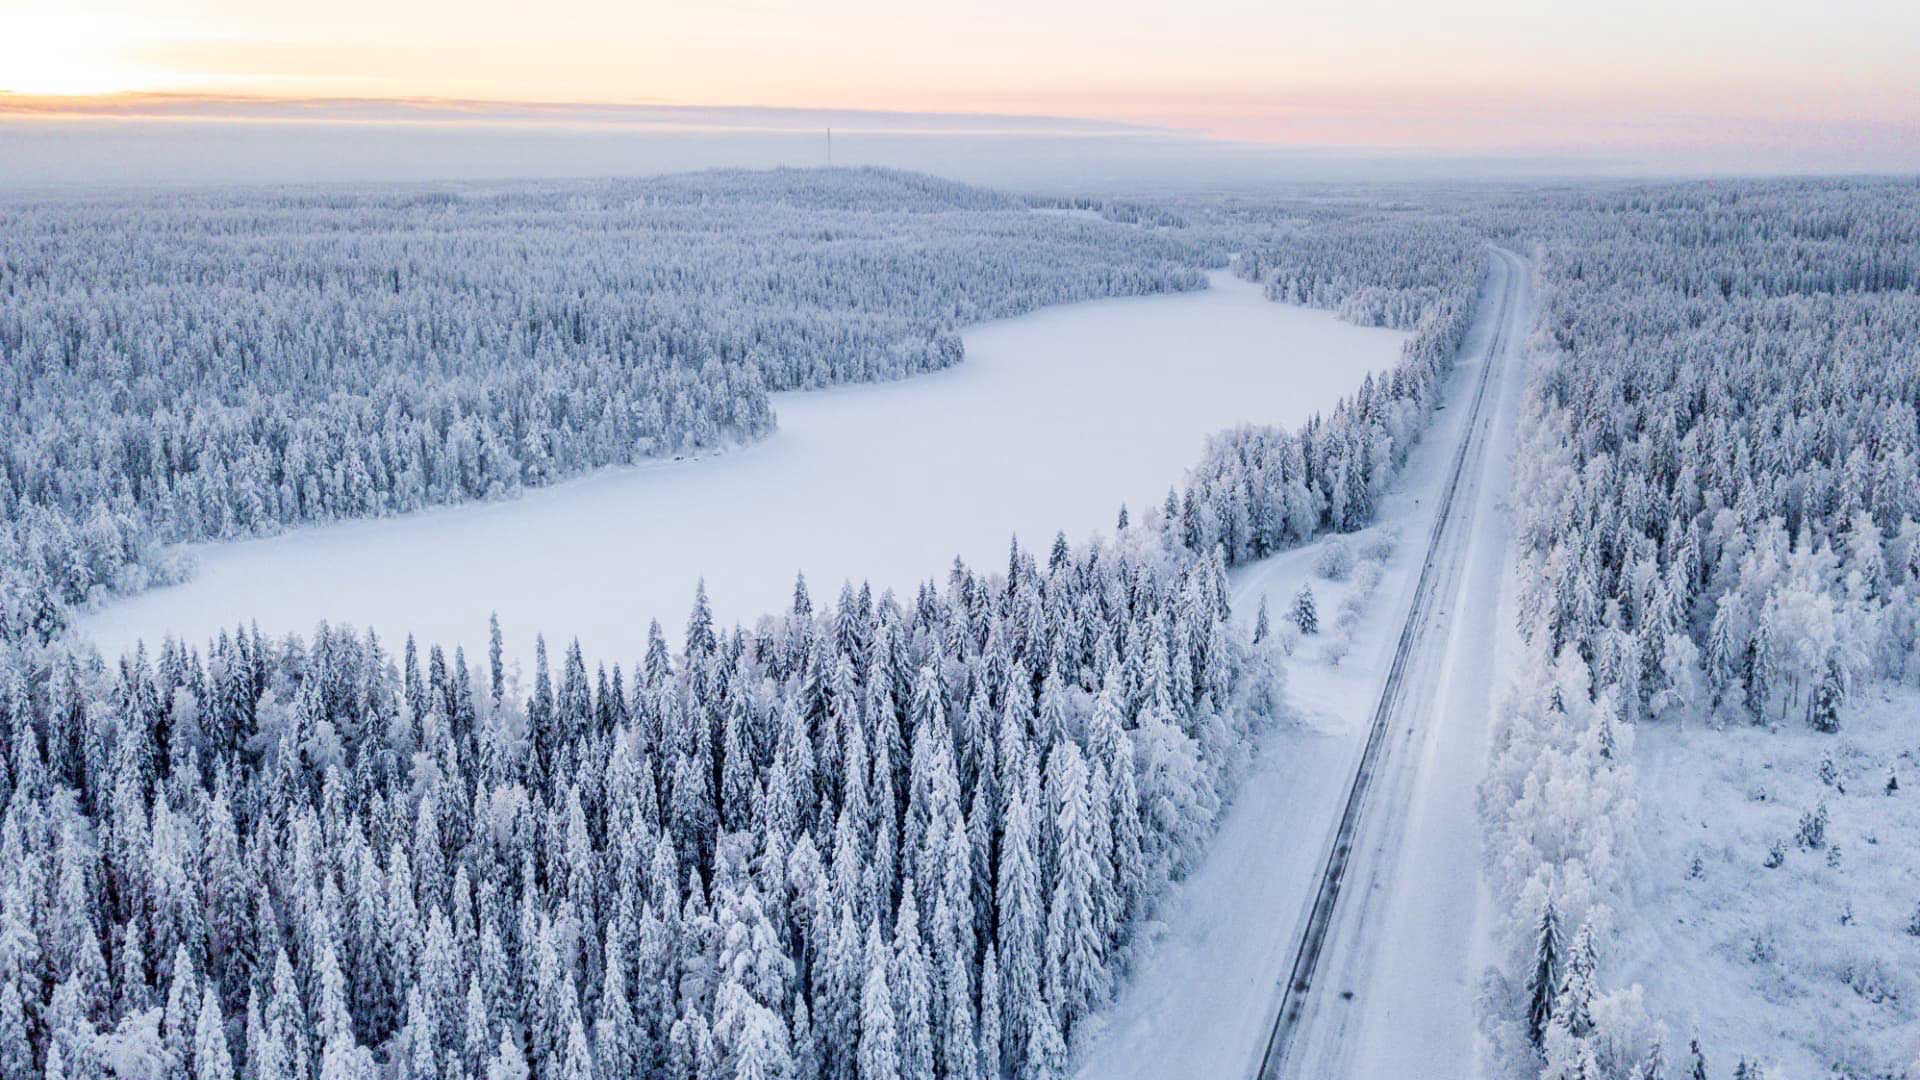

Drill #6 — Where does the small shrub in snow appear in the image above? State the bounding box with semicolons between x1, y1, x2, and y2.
1817;755;1840;791
1844;958;1898;1004
1336;593;1366;634
1907;903;1920;937
1763;839;1785;869
1359;528;1399;564
1321;635;1351;667
1795;802;1829;850
1314;539;1355;581
1355;560;1386;593
1276;624;1301;657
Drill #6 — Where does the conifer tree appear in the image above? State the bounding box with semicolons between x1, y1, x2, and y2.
1527;897;1563;1048
1043;744;1104;1033
1555;921;1597;1040
858;925;900;1080
488;1030;531;1080
1292;584;1318;636
193;992;234;1080
979;946;1003;1080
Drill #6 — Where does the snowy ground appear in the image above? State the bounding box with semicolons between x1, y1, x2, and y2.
74;271;1404;670
1071;250;1532;1079
1616;684;1920;1075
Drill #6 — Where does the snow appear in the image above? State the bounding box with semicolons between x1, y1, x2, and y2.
1070;251;1529;1079
1345;250;1532;1077
74;271;1405;671
1614;684;1920;1075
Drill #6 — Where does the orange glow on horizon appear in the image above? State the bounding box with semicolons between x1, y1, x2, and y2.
2;0;1916;155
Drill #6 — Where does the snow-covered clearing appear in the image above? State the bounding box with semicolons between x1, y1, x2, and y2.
76;271;1404;669
1071;250;1530;1080
1617;685;1920;1075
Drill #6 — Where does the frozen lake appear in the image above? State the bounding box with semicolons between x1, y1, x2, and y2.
77;271;1404;670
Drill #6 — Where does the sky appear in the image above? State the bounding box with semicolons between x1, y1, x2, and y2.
3;0;1917;180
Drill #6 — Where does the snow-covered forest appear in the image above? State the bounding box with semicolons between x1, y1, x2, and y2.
1476;178;1920;1077
0;168;1213;644
0;172;1489;1080
10;161;1908;1080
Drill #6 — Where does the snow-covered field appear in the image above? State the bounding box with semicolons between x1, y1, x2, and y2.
1617;685;1920;1075
75;271;1404;668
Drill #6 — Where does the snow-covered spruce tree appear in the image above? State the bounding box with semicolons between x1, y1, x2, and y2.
1526;897;1564;1049
1292;585;1319;637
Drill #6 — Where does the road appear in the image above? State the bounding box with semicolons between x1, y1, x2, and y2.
1253;247;1532;1079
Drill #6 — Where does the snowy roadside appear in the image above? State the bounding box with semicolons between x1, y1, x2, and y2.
1069;251;1524;1080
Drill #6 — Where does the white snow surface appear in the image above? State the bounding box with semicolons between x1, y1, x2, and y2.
76;271;1404;670
1618;684;1920;1074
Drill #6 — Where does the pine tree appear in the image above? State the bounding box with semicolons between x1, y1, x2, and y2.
1809;660;1844;732
1252;594;1270;645
0;980;30;1080
1024;1003;1068;1080
687;580;718;661
487;1030;530;1080
889;890;933;1080
593;934;637;1080
733;1002;793;1080
1687;1038;1709;1080
858;925;901;1080
558;1011;596;1080
979;947;1003;1080
488;612;506;706
1639;1038;1668;1080
1292;585;1318;636
164;946;202;1080
193;992;234;1080
995;763;1043;1067
1555;921;1597;1040
1043;744;1105;1033
1526;897;1563;1049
